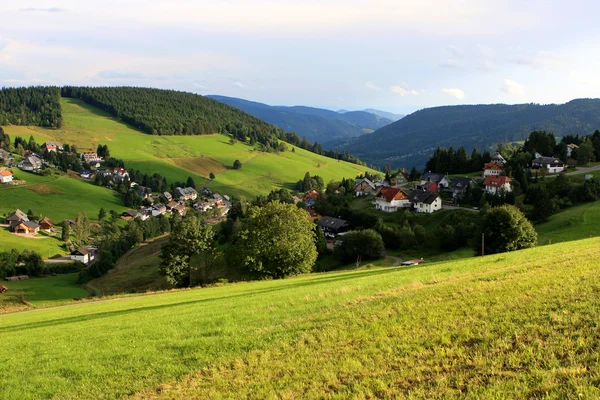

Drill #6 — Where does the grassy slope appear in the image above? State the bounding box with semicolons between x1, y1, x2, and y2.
4;98;377;198
536;200;600;245
1;238;600;399
0;274;88;313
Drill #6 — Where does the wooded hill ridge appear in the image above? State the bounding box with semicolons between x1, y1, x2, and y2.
335;99;600;169
0;86;63;128
208;95;393;144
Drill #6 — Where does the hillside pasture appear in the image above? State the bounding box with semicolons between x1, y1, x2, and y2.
3;98;377;198
1;238;600;399
536;200;600;245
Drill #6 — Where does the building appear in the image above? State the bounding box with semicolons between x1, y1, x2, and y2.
0;170;13;183
373;187;410;212
491;153;506;164
12;221;40;235
302;190;319;207
122;209;141;220
567;143;579;158
151;203;167;216
354;178;376;196
5;209;28;226
420;173;451;191
113;167;129;181
317;216;350;238
0;149;9;161
532;156;565;174
175;187;198;201
71;247;96;265
193;201;212;212
163;191;173;202
42;142;62;152
483;175;512;195
450;177;474;199
81;152;102;163
18;155;42;171
482;161;504;177
39;217;53;231
407;190;442;213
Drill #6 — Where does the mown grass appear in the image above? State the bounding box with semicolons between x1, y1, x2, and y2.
0;228;65;257
1;238;599;399
4;98;377;198
0;168;127;222
536;200;600;245
0;274;88;313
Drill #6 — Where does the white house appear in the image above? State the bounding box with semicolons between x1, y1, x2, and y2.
71;247;95;265
491;153;506;164
373;187;410;212
18;155;42;171
407;190;442;213
483;161;504;177
354;178;376;196
0;170;13;183
113;167;129;181
420;173;451;190
567;144;579;158
175;187;198;201
532;156;565;174
483;175;512;195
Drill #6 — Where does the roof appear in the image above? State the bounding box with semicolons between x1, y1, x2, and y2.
0;170;12;177
72;247;89;255
303;190;319;202
317;216;349;231
375;186;409;202
124;209;139;217
483;175;512;188
483;161;504;170
6;209;28;222
0;149;9;158
39;217;53;225
176;187;197;196
23;221;40;229
113;167;127;174
408;190;440;205
533;156;562;165
354;178;376;190
567;143;579;149
43;141;62;148
421;173;448;183
451;177;473;190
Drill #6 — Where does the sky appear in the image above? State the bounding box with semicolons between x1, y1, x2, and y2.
0;0;599;114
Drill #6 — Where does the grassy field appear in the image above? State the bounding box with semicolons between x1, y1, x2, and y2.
4;98;378;198
0;168;127;222
0;274;88;313
0;228;65;257
1;238;600;399
536;200;600;245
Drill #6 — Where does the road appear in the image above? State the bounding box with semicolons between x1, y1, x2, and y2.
564;164;600;176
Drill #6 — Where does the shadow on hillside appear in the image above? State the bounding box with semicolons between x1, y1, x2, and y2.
0;265;421;333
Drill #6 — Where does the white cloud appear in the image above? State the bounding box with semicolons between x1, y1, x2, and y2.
507;49;570;70
501;79;526;96
446;45;464;59
391;85;418;96
365;82;381;91
233;81;245;88
442;88;465;99
438;58;462;69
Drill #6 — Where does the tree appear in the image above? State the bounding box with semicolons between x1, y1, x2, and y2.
98;208;106;221
209;172;215;180
475;205;537;255
186;176;196;188
334;229;385;263
229;202;317;278
233;159;242;170
577;139;595;166
21;251;45;276
160;215;216;287
314;226;328;258
73;212;90;244
61;221;71;242
409;166;421;182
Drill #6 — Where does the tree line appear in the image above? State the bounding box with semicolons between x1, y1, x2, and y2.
0;87;63;128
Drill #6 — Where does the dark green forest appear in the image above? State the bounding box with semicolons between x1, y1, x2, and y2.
0;86;62;128
337;99;600;169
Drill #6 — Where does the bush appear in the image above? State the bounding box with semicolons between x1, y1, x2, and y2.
334;229;385;263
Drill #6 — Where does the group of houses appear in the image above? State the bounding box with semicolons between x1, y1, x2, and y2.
4;209;53;235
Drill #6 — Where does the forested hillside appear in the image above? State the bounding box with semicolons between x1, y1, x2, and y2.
339;99;600;169
208;95;391;144
0;87;62;128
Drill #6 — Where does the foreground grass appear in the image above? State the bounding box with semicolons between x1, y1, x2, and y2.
0;274;88;313
4;98;377;198
1;238;600;399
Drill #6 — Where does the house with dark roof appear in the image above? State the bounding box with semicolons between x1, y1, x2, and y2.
70;246;96;264
122;209;141;220
18;155;42;171
175;187;198;201
5;209;28;226
12;221;40;235
373;186;410;212
532;156;565;174
567;144;579;158
354;178;376;196
451;177;475;199
420;173;450;191
408;190;442;213
491;153;506;164
39;217;53;231
483;176;512;195
317;216;350;238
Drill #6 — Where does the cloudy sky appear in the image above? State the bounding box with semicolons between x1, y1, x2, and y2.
1;0;599;113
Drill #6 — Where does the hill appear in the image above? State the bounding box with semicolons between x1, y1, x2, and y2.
339;99;600;169
4;98;378;199
362;108;405;121
1;237;600;398
208;95;392;144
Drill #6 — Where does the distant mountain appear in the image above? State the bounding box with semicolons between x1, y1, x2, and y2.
338;99;600;169
207;95;393;144
363;109;405;122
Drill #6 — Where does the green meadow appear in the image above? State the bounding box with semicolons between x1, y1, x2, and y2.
1;237;600;399
4;98;378;198
536;200;600;245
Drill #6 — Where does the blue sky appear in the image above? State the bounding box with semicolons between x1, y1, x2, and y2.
1;0;599;114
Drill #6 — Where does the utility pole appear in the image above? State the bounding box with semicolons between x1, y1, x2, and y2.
481;233;485;257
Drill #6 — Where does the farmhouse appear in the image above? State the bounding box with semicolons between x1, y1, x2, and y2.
532;156;565;174
18;155;42;171
0;170;13;183
42;142;62;152
420;173;450;191
39;217;53;231
483;161;504;177
451;177;474;199
171;203;186;216
175;187;198;201
81;152;102;163
113;167;129;181
567;143;579;158
5;209;28;225
71;247;96;265
151;203;167;216
373;187;410;212
122;209;141;220
408;190;442;213
12;221;40;235
163;191;173;202
483;175;512;195
317;216;350;237
354;178;376;196
193;201;212;212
